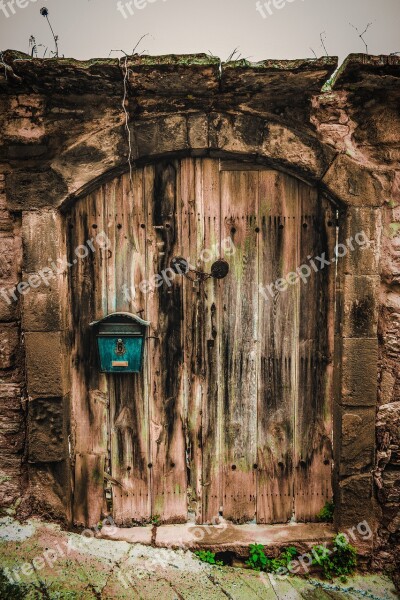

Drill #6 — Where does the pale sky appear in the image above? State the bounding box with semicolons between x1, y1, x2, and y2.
0;0;399;64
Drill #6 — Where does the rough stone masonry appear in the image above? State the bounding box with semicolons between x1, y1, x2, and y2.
0;50;399;576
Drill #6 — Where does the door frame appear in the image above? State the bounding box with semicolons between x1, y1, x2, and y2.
19;147;379;538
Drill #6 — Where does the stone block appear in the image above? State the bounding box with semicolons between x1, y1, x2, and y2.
379;471;400;504
323;155;385;207
0;467;21;508
379;369;396;405
25;332;65;397
0;237;17;281
187;113;208;149
0;324;19;370
337;473;374;529
339;207;381;276
381;209;400;284
381;503;400;533
342;275;379;338
22;210;64;273
0;232;22;321
341;338;378;406
28;462;71;522
0;383;23;455
380;293;400;361
376;401;400;468
135;115;188;157
339;407;375;476
208;113;263;156
0;282;20;322
261;122;336;180
6;169;68;210
28;397;65;463
21;275;62;331
126;54;220;95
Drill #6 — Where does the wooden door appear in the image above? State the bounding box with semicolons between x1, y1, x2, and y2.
68;158;334;526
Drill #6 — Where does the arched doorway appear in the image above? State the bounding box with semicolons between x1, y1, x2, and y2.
68;158;335;526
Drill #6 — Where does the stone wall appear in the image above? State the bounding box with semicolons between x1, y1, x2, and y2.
0;172;25;514
0;50;399;571
311;59;400;575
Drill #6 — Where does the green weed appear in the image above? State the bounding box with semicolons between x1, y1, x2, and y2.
311;533;357;579
195;550;223;565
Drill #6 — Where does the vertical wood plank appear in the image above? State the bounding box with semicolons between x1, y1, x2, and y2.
257;172;300;524
199;159;222;524
108;172;150;525
69;190;108;525
73;454;105;527
180;158;203;523
294;189;335;522
220;170;258;523
147;161;187;523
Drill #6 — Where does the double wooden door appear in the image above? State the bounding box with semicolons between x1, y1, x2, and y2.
69;158;335;526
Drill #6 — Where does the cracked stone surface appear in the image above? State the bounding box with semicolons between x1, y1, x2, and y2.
0;519;398;599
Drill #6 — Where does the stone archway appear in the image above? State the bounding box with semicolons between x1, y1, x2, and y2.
1;74;382;534
16;147;381;536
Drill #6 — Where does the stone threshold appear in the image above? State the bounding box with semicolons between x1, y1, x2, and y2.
97;522;337;556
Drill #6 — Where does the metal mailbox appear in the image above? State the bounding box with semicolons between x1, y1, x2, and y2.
90;312;150;374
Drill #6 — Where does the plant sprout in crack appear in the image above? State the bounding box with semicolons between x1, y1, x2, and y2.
40;7;59;57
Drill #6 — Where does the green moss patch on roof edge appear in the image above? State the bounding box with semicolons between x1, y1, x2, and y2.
223;56;338;71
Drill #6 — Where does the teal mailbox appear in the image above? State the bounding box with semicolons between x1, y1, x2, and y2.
90;312;150;374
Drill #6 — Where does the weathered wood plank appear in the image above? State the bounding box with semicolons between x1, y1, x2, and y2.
73;453;105;528
109;374;150;524
105;179;118;314
257;171;300;524
294;189;334;522
69;191;107;525
220;170;258;523
91;185;108;321
108;172;151;525
147;161;187;523
85;191;109;458
179;158;203;523
199;159;222;524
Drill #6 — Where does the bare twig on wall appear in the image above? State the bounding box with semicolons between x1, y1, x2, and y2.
349;22;373;54
320;31;328;57
132;34;150;55
109;39;151;248
121;54;134;192
310;47;318;59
